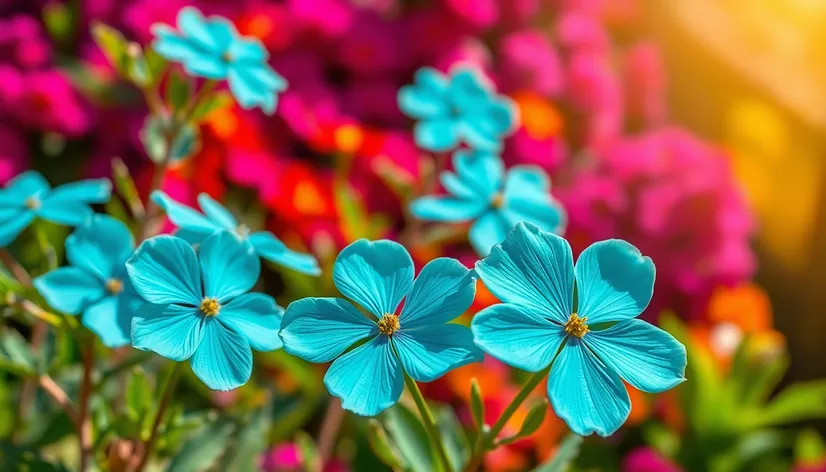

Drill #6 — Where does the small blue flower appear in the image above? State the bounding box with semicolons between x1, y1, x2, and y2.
410;150;565;257
126;230;283;391
471;223;686;437
398;66;518;152
151;190;320;276
0;171;111;247
279;239;483;416
152;6;287;115
34;215;141;348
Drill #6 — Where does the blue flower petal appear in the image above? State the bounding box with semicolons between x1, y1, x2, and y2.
151;190;220;242
198;231;260;302
399;258;476;328
205;16;236;53
502;166;566;233
177;7;219;53
458;119;502;153
184;56;229;80
151;26;196;62
219;293;283;352
475;222;574;324
228;38;268;63
247;231;320;276
575;239;655;323
3;171;49;200
393;324;482;382
469;211;511;257
241;65;287;91
471;303;566;372
279;297;376;363
547;339;631;437
449;67;492;112
82;293;141;348
34;267;105;315
227;68;277;115
409;196;486;223
66;215;134;282
397;68;450;119
452;150;504;198
36;200;94;226
439;172;477;199
195;193;239;234
414;119;460;152
324;335;403;416
190;318;252;391
0;210;34;247
333;239;414;317
584;319;686;393
131;303;204;361
126;235;202;306
46;179;112;204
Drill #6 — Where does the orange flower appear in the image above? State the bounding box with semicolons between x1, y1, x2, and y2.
626;384;651;425
708;283;773;332
511;91;563;140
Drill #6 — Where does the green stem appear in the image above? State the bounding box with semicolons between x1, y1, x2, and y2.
134;363;182;472
403;373;453;472
464;364;551;472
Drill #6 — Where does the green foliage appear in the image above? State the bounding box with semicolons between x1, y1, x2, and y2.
166;418;235;472
140;114;201;164
534;433;583;472
470;377;484;430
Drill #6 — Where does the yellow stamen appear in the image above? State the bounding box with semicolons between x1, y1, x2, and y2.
490;193;505;209
221;51;233;63
377;313;400;336
200;297;221;317
25;196;41;210
105;278;124;295
565;313;589;338
235;224;250;238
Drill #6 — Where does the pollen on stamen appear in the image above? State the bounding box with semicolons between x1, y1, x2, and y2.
235;224;250;238
565;313;589;338
377;313;400;336
105;278;124;295
200;297;221;317
25;196;41;210
490;193;505;209
221;51;234;63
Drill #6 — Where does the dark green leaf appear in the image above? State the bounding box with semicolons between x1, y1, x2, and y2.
367;419;406;470
470;378;484;430
384;403;435;472
221;404;273;471
126;367;152;420
144;47;168;86
518;399;548;437
166;69;192;112
42;1;74;42
91;22;130;76
167;418;236;472
795;428;826;464
191;91;233;122
436;406;470;472
140;115;201;164
748;381;826;427
0;328;36;376
533;433;583;472
127;42;151;87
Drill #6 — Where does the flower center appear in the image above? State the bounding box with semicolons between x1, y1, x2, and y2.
490;193;504;209
200;297;221;317
105;278;124;295
565;313;589;338
235;224;250;238
25;196;41;210
221;51;234;63
377;313;400;336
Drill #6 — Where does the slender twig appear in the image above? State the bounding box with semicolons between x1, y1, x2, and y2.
132;363;182;472
403;373;453;472
317;398;346;463
0;249;31;287
463;365;551;472
38;375;79;424
78;344;95;472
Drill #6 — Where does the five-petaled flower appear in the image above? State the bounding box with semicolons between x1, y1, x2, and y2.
279;239;483;416
0;171;111;247
472;222;686;437
410;150;565;257
398;66;518;152
126;230;284;391
151;190;320;276
152;6;287;115
34;215;142;348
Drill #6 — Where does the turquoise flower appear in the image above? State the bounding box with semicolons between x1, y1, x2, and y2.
279;239;482;416
34;215;142;348
398;66;518;152
152;6;287;115
472;223;686;437
126;231;283;391
151;190;320;276
410;150;565;257
0;171;111;247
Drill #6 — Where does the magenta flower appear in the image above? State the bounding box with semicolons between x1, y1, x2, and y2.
445;0;499;29
499;30;563;95
0;15;51;69
0;124;27;185
12;70;90;137
287;0;354;38
622;448;681;472
337;12;402;75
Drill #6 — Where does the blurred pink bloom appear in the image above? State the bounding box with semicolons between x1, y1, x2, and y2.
556;10;611;54
0;124;27;185
0;15;51;69
445;0;499;29
402;7;470;64
499;0;541;27
226;148;282;203
277;86;341;141
623;41;667;125
287;0;354;38
8;69;90;137
504;128;568;173
261;443;349;472
337;12;402;75
343;79;404;125
432;38;492;75
623;447;681;472
499;30;563;96
120;0;193;42
565;53;623;146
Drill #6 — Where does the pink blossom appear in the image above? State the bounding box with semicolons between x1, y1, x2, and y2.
504;128;568;173
499;0;541;27
0;15;51;69
432;38;492;75
623;41;667;125
556;10;611;54
342;79;405;125
445;0;499;29
0;124;27;185
120;0;194;42
499;30;563;96
337;12;403;75
9;69;91;137
287;0;354;39
260;443;349;472
623;447;681;472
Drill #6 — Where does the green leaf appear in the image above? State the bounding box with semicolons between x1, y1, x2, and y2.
367;419;406;470
0;263;24;296
112;157;145;218
295;430;320;472
166;69;192;112
90;22;130;76
333;179;369;243
436;406;470;472
384;403;435;472
126;367;152;420
0;441;71;471
42;1;74;42
470;378;484;430
533;433;583;472
140;114;201;164
167;418;236;472
127;42;151;87
191;91;233;122
795;428;826;464
518;399;548;437
221;404;273;471
747;380;826;427
0;328;36;376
